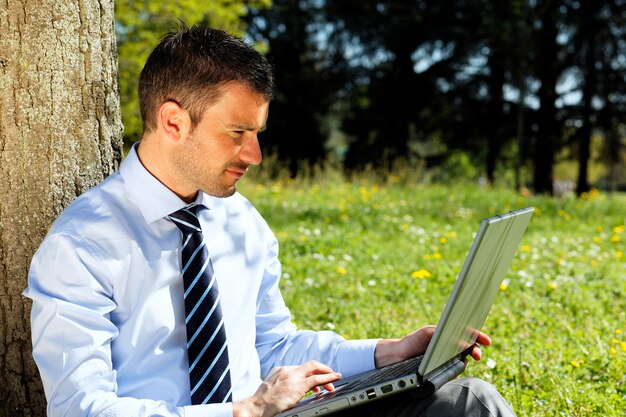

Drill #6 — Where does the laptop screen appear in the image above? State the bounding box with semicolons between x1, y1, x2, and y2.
418;207;534;376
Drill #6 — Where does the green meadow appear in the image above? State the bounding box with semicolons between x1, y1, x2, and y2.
239;171;626;416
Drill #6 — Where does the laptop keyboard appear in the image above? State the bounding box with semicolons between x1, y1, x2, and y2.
341;355;423;391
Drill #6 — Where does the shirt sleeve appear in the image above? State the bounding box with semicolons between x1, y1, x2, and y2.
254;237;378;378
24;233;233;417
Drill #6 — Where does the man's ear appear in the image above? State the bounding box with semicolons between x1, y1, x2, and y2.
157;101;191;141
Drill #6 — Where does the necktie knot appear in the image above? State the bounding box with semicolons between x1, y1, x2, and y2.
169;205;203;236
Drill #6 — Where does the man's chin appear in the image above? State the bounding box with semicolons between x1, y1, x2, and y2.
202;184;237;198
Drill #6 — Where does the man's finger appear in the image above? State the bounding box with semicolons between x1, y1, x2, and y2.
320;382;336;392
475;332;492;346
471;345;482;361
306;372;342;391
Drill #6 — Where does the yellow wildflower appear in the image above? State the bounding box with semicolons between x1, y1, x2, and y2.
613;225;624;234
521;245;530;252
336;267;347;275
570;360;580;368
359;186;370;202
611;235;621;243
548;282;558;290
433;252;442;260
557;210;572;220
411;269;432;279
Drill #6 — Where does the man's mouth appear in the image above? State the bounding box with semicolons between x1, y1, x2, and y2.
226;169;245;179
225;164;248;179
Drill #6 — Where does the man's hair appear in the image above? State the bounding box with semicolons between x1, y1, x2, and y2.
138;25;275;133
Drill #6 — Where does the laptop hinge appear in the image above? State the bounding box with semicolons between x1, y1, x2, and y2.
413;357;467;399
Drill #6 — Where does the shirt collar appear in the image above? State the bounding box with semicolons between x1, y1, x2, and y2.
120;142;201;224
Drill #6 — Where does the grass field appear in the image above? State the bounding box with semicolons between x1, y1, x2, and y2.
239;171;626;416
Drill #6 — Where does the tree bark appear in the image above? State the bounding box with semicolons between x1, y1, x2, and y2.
0;1;122;415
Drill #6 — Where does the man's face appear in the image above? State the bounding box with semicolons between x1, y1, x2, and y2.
173;82;269;199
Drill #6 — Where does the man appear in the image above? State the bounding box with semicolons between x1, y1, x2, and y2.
25;26;516;417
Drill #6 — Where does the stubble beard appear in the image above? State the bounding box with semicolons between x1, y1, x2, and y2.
199;162;249;198
197;170;237;198
177;132;243;199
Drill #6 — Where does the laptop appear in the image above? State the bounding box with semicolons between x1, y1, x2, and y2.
277;207;534;417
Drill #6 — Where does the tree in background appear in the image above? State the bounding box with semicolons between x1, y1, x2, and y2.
249;0;626;192
528;0;561;194
510;0;534;192
324;0;465;169
247;0;332;173
0;1;122;415
561;0;626;195
323;0;527;182
482;0;515;184
116;0;271;144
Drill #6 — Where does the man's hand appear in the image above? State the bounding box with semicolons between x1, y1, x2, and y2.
233;360;341;417
374;325;492;368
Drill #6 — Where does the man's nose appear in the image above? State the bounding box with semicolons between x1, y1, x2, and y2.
240;135;262;165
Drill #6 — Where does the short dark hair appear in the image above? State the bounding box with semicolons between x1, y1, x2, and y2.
138;25;274;133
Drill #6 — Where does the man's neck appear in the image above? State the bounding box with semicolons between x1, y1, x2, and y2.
136;136;197;203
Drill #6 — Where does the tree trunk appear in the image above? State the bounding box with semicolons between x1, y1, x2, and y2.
576;62;593;196
0;1;122;415
485;0;510;185
575;1;601;196
485;46;506;185
533;0;559;195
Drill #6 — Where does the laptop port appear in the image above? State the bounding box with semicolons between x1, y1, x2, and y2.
366;389;377;399
381;384;393;394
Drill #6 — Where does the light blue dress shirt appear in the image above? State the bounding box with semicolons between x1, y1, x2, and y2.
24;144;377;417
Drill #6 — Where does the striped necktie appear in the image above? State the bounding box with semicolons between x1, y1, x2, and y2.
169;204;233;404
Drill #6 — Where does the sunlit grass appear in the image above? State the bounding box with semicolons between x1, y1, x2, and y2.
238;173;626;416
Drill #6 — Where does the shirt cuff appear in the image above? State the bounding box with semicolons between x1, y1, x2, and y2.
335;339;379;377
182;402;233;417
